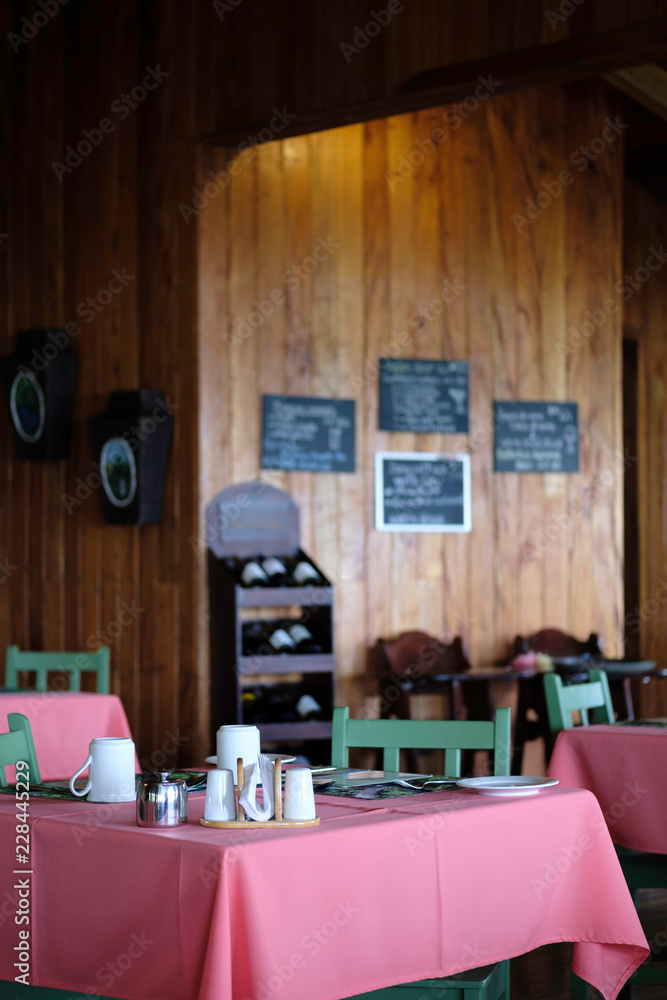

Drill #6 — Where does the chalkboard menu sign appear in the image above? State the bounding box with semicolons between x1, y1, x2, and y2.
493;402;579;473
379;358;469;433
262;395;355;473
375;452;471;532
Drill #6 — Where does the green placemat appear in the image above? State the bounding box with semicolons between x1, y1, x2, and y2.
0;770;208;799
315;777;458;800
616;719;667;728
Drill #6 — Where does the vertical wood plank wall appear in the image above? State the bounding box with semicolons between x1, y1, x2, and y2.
0;0;660;762
199;82;625;717
623;181;667;717
0;2;202;764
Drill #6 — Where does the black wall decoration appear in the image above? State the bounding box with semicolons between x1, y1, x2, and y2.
261;394;355;472
88;391;174;525
0;329;78;460
375;452;472;532
493;402;580;473
379;358;469;433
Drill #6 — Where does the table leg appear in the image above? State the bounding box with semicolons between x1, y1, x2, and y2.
459;679;493;776
451;678;463;720
623;677;635;720
513;676;553;775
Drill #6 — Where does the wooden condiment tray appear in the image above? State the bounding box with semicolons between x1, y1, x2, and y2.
200;816;320;828
199;756;320;828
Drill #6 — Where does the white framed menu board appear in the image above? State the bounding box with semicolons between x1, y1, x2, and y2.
375;452;472;532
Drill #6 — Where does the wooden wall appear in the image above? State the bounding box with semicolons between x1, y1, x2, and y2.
0;2;202;763
199;81;626;718
623;180;667;716
0;0;659;763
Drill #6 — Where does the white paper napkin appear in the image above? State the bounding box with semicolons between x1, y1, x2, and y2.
238;754;276;821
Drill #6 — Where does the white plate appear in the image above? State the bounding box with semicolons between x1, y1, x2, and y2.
456;776;559;796
204;753;296;767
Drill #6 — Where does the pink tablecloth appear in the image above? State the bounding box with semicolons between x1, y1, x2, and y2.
548;723;667;854
0;786;649;1000
0;691;136;780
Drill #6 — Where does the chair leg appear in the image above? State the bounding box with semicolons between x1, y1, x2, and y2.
570;972;590;999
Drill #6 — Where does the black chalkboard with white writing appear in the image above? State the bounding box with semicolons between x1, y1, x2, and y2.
262;395;355;473
493;402;579;473
379;358;469;433
375;452;471;532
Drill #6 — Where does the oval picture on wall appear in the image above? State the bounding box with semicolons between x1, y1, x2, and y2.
9;372;46;443
101;437;137;508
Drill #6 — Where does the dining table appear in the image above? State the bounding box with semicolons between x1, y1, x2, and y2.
0;776;649;1000
0;690;137;780
547;721;667;854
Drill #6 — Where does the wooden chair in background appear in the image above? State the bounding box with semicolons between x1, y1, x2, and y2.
331;705;511;1000
373;631;491;774
512;629;604;661
5;645;110;694
0;713;42;786
511;628;603;773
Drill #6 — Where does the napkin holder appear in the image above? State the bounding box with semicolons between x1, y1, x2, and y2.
200;757;320;828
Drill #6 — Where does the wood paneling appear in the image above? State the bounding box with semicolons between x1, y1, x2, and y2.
0;0;655;763
1;1;202;765
624;180;667;717
199;82;626;724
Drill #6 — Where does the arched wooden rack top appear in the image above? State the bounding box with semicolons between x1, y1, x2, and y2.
205;481;300;560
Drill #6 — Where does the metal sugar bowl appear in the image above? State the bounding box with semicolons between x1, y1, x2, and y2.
136;771;188;827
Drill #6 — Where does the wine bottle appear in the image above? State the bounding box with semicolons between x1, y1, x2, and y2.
224;556;242;577
240;559;269;587
241;621;264;656
261;556;292;587
287;623;323;654
296;693;324;721
266;684;299;722
267;627;296;654
242;686;270;724
292;560;322;586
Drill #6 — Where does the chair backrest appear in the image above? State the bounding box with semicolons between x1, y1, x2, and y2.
375;631;470;676
5;645;110;694
0;713;42;787
331;705;511;776
543;668;614;738
512;629;603;659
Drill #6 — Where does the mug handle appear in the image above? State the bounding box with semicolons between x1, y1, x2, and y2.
69;755;92;797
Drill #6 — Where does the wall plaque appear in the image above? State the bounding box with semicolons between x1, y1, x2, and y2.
262;395;355;473
493;402;579;473
88;390;173;524
375;452;471;532
379;358;469;433
0;329;78;460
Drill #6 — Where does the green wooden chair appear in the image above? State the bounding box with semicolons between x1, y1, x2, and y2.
544;670;667;999
0;713;42;786
543;668;614;739
332;705;511;776
331;706;511;1000
5;645;110;694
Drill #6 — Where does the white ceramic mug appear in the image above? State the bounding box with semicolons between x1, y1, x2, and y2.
204;768;237;822
216;724;260;782
283;767;316;821
69;737;136;803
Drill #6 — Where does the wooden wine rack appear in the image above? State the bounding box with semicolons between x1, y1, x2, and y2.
207;481;335;756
